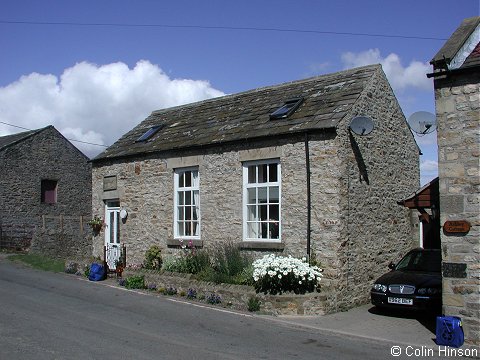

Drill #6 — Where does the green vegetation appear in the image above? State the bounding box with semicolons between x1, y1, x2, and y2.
124;275;145;289
144;245;163;270
8;253;65;273
162;241;253;285
247;296;261;312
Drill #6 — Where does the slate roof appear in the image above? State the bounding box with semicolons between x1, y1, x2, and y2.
0;128;42;152
431;16;480;70
93;65;381;162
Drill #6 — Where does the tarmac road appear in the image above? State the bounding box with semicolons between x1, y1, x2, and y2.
0;255;462;360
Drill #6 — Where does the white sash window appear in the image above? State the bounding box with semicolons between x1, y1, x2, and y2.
243;159;281;242
174;168;200;239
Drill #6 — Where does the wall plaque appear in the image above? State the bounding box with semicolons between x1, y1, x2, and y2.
443;220;471;234
442;262;467;278
103;175;117;191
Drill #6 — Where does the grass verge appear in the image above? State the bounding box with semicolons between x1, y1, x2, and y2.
8;253;64;273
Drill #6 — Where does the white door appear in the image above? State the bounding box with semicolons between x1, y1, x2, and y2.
105;201;121;270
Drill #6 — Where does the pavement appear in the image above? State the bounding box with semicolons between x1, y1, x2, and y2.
268;304;438;348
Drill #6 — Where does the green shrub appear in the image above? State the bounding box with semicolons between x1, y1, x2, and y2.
232;265;254;285
184;250;210;274
144;245;163;270
163;244;210;274
162;256;179;272
125;275;145;289
247;296;261;312
211;241;251;278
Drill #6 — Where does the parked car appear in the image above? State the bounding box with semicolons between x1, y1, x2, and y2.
371;248;442;312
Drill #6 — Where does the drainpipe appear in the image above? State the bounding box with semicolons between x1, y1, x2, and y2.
305;132;312;261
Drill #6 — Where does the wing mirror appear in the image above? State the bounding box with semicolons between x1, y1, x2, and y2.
388;262;396;270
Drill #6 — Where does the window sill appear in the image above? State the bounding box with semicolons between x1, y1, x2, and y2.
239;241;285;250
167;239;203;248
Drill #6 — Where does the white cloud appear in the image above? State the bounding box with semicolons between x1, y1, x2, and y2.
0;60;224;157
420;159;438;186
420;159;438;172
341;49;432;92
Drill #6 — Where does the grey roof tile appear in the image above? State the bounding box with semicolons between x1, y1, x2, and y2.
431;16;480;68
93;65;380;161
0;128;41;151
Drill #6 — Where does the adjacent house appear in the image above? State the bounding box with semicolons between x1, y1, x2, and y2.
428;16;479;349
0;125;92;259
92;64;419;311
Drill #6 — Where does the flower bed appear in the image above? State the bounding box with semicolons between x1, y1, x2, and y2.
122;268;328;315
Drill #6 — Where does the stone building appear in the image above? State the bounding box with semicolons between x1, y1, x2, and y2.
92;64;419;311
428;16;479;349
0;125;92;259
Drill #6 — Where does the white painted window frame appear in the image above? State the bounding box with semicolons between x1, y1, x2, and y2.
173;167;201;240
242;159;281;242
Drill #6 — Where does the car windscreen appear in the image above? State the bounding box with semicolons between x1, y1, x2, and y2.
395;251;441;272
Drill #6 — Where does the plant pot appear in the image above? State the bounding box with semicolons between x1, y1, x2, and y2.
116;266;124;277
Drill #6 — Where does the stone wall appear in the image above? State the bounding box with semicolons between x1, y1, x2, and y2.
434;71;480;349
30;215;93;260
0;126;92;258
323;68;420;312
92;133;341;265
123;268;328;315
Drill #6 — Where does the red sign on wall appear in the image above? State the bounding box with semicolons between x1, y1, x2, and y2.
443;220;471;234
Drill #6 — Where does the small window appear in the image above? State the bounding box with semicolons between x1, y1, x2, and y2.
136;125;162;142
41;180;57;204
269;98;304;120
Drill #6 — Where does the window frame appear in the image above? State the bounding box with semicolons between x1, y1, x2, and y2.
173;167;201;240
41;179;58;204
242;159;281;242
269;98;304;120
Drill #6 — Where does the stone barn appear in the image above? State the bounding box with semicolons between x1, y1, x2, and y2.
0;125;92;259
91;64;420;311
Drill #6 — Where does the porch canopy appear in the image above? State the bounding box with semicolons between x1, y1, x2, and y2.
398;177;439;222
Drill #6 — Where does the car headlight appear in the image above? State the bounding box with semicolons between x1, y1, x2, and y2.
418;288;441;295
373;283;387;293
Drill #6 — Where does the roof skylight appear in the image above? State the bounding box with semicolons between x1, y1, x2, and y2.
136;125;163;142
269;98;304;120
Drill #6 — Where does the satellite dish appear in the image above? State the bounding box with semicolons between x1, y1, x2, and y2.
408;111;436;135
349;116;374;135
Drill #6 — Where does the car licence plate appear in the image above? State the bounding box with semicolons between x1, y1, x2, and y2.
388;297;413;305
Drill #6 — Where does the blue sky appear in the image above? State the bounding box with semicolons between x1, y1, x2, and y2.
0;0;478;185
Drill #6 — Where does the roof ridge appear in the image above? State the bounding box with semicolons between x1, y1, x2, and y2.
151;64;381;116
